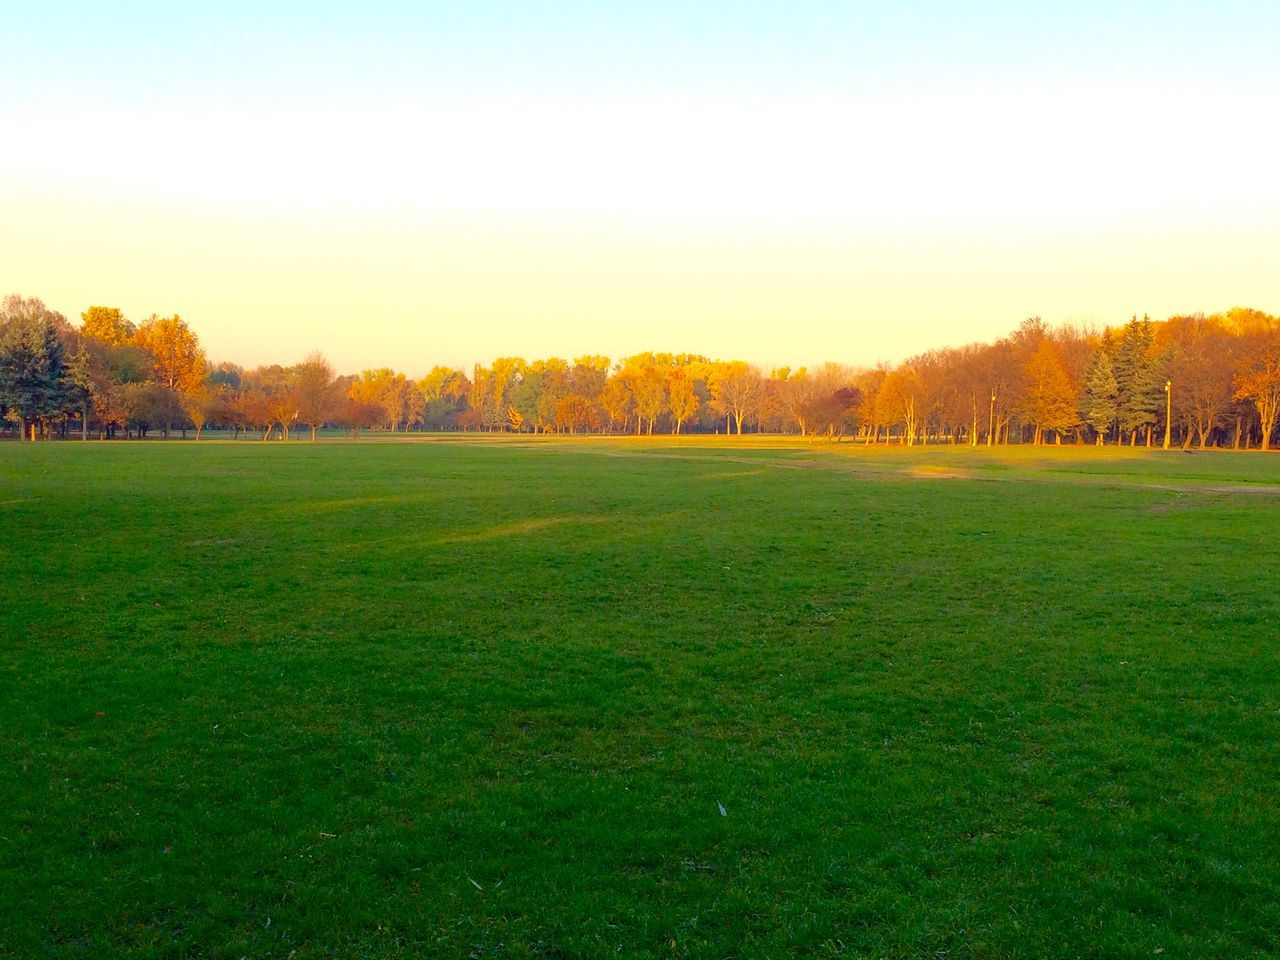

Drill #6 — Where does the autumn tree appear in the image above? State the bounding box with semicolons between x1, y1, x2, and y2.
180;381;218;439
630;366;667;434
419;366;470;429
877;366;921;444
293;352;340;440
554;394;595;434
708;361;764;434
80;306;135;347
1021;340;1077;444
854;367;887;443
667;368;700;434
803;363;860;437
1233;338;1280;451
770;367;815;435
598;377;633;433
570;355;611;400
130;314;207;436
240;365;299;440
349;368;412;431
1162;314;1237;447
133;314;205;392
335;381;383;439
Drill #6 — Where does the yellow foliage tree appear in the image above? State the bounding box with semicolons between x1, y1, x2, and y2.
1021;340;1078;444
132;314;206;392
667;368;700;434
80;306;135;346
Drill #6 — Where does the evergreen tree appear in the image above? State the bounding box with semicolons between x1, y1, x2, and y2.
0;315;70;439
1113;315;1162;443
1080;346;1118;443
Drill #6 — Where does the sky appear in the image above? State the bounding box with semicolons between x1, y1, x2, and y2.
4;1;1279;375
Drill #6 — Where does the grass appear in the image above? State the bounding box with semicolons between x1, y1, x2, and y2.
2;437;1278;958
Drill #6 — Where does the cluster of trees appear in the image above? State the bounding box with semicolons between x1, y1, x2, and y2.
2;294;1279;449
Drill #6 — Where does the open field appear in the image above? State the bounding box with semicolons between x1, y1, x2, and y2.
2;438;1279;959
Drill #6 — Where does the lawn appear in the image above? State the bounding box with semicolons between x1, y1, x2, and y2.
2;438;1278;958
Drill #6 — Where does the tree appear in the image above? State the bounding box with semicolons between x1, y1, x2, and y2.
1233;340;1280;451
132;314;205;392
336;393;383;439
132;314;206;436
1113;316;1162;445
554;394;595;434
350;368;407;431
631;366;667;434
293;352;340;440
1020;341;1077;444
240;365;297;439
570;355;611;400
0;306;70;440
708;361;764;434
667;368;700;434
180;383;218;440
803;363;860;437
769;367;815;435
598;377;633;433
122;382;181;439
877;366;921;444
80;306;135;347
1163;314;1237;448
66;347;94;439
1079;347;1119;444
419;366;470;429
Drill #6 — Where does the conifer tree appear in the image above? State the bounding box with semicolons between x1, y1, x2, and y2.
0;315;69;439
1080;347;1118;443
1113;316;1162;444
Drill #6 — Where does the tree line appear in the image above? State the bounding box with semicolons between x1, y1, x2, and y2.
2;294;1278;449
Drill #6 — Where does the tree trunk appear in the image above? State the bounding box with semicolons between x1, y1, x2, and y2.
311;423;319;441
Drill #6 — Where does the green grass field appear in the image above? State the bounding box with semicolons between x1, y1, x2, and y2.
3;438;1278;959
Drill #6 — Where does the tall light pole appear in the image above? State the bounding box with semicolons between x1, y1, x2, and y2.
1163;379;1172;450
988;392;996;446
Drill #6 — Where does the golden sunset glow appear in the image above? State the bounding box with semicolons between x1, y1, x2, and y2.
4;4;1278;372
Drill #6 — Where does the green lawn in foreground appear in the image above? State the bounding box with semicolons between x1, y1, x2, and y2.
2;438;1278;959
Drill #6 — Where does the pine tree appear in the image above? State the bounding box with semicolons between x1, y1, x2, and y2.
1113;316;1162;444
0;316;70;439
1080;346;1118;443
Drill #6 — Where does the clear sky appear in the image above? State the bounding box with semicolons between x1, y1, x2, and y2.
4;1;1279;374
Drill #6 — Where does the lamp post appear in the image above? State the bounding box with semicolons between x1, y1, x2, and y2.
1163;379;1172;450
988;392;996;446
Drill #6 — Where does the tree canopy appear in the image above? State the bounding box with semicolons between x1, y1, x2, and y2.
4;293;1279;449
